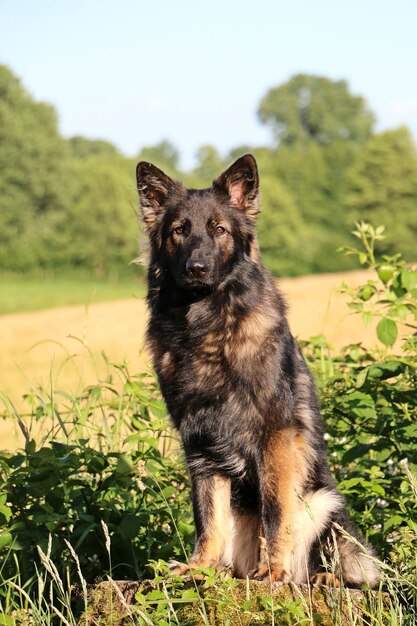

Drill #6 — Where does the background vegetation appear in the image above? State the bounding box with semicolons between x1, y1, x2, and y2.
1;64;416;279
0;225;416;624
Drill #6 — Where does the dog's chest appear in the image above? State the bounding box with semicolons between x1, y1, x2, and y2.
149;297;282;427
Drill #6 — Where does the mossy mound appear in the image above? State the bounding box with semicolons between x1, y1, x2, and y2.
79;578;385;625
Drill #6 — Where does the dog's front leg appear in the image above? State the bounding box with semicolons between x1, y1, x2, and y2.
169;473;232;576
252;428;300;583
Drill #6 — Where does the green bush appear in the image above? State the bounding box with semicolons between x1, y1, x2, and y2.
305;223;417;582
0;373;193;585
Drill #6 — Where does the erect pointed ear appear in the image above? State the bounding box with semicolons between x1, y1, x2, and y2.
213;154;259;220
136;161;177;229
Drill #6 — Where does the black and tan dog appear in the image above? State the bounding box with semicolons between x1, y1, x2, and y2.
136;154;379;586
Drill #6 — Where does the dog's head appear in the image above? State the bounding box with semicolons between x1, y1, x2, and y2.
136;154;260;290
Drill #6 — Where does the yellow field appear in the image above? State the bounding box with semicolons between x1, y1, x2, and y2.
0;270;379;449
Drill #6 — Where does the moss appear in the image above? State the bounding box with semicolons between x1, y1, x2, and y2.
78;581;142;626
79;579;386;626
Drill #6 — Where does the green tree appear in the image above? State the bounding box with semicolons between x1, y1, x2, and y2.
190;145;225;186
257;175;312;275
63;155;138;274
346;127;417;260
0;64;70;271
258;73;374;147
68;136;121;159
137;140;180;175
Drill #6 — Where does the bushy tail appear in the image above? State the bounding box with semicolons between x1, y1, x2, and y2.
331;523;380;588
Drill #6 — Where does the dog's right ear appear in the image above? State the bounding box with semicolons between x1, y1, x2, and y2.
136;162;177;228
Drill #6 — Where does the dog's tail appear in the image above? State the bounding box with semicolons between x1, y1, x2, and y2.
333;521;380;588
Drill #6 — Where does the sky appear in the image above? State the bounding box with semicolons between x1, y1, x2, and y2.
1;0;417;169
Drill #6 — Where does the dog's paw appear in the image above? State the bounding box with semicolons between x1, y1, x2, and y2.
167;560;191;576
311;572;341;588
251;565;291;584
167;560;207;580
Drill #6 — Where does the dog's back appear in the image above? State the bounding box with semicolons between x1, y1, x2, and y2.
137;154;380;586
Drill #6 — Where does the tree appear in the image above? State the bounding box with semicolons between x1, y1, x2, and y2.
0;64;70;271
258;74;374;147
63;155;138;274
257;175;312;275
68;136;121;159
346;127;417;259
137;140;180;175
190;145;225;186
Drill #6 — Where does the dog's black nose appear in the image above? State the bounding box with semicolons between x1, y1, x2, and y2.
185;259;208;277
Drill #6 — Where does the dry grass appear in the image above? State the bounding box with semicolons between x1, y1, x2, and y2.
0;270;379;449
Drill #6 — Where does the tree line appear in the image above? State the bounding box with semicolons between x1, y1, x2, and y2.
1;64;416;277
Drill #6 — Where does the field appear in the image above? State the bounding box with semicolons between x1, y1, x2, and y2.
0;273;145;315
0;270;379;450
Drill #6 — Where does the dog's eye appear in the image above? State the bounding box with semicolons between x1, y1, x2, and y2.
174;226;184;235
214;226;226;236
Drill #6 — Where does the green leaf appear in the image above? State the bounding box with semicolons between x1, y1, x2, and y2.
342;444;371;464
181;589;199;599
119;514;141;539
377;264;394;285
0;531;13;549
355;367;368;388
383;515;404;532
361;311;373;327
367;360;402;380
115;456;132;475
339;477;366;490
376;317;398;346
0;504;12;522
400;268;417;291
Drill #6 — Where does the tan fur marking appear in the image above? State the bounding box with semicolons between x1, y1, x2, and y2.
313;572;341;587
260;429;304;575
249;237;261;263
294;431;316;484
230;512;260;577
190;475;233;569
224;302;277;364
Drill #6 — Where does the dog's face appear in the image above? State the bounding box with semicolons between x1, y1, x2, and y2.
136;155;260;290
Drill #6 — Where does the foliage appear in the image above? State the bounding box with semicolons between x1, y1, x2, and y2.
307;223;417;581
0;371;193;585
62;154;139;274
346;128;417;261
257;73;374;147
0;65;71;272
2;63;417;278
137;140;180;176
68;135;122;160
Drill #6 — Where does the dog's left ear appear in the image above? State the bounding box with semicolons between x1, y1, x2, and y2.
213;154;259;220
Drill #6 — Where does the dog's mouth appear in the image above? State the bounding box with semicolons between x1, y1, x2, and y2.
178;277;214;291
174;272;215;293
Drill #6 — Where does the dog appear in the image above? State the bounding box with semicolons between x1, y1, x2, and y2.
136;154;380;586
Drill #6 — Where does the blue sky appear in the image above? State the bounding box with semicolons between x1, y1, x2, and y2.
1;0;417;168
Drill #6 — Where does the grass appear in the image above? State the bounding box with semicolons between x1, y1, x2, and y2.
0;271;146;315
